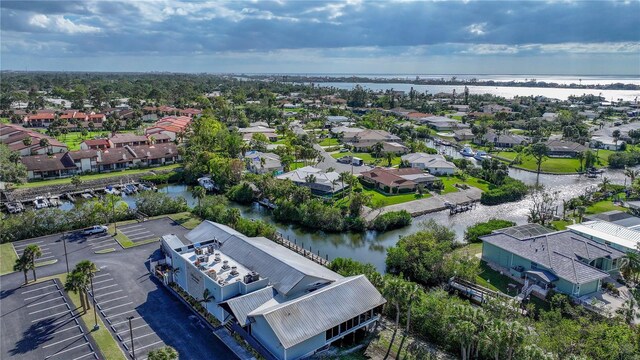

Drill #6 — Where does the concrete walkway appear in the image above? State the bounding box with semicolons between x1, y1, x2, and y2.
364;187;483;221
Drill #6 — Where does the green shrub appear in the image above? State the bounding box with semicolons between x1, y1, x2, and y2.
135;191;187;216
140;170;183;184
370;210;412;231
226;182;255;204
464;219;516;243
480;177;528;205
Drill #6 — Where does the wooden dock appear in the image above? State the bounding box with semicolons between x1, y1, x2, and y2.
272;232;329;266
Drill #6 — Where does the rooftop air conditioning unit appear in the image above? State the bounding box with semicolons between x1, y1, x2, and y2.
230;266;239;276
218;278;225;285
250;271;259;282
195;247;202;255
243;274;253;284
207;270;217;279
222;260;230;270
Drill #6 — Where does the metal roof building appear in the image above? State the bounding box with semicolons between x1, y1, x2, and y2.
162;221;385;360
568;220;640;253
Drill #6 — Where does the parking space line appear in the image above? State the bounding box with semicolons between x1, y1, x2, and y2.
122;332;156;342
116;323;148;334
27;297;65;307
31;309;74;323
13;240;45;248
85;236;111;242
92;242;116;249
45;342;91;359
28;302;69;315
120;224;144;230
52;325;83;336
122;229;150;235
93;284;117;292
101;302;133;312
98;295;128;305
91;278;113;286
93;273;111;279
72;353;97;360
25;290;61;301
106;309;136;318
21;283;57;294
36;255;57;261
95;289;123;299
110;316;143;326
135;340;164;351
43;333;85;348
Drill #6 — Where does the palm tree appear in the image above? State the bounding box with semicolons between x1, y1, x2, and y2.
304;174;316;183
395;283;420;360
24;244;42;281
148;346;179;360
75;260;97;310
386;152;394;167
65;269;88;313
199;288;214;312
371;142;384;159
22;137;32;147
576;151;585;172
339;172;351;200
191;185;206;209
601;176;611;193
382;276;404;359
39;138;50;153
13;254;32;285
616;294;639;325
624;168;640;185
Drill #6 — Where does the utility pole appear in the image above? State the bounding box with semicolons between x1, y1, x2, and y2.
62;233;69;274
127;316;135;359
90;274;99;330
112;197;118;235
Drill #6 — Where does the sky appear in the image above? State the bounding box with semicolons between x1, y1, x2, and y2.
1;0;639;75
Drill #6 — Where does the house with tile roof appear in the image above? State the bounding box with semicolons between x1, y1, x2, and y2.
359;167;434;194
0;123;67;156
481;225;626;297
401;153;457;175
276;166;346;195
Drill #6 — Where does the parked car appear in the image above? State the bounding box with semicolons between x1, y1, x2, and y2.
82;225;108;236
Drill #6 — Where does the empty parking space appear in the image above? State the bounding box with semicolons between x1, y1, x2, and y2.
117;217;189;245
90;271;165;359
0;280;99;360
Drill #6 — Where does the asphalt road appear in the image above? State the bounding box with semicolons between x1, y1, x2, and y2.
1;218;237;360
313;144;373;174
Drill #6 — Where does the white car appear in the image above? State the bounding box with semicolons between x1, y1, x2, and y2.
82;225;109;236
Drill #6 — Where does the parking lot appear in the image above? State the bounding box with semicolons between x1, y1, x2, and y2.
117;218;189;245
0;279;99;360
12;231;119;265
89;270;166;359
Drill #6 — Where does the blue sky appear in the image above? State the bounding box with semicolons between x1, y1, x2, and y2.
1;0;639;75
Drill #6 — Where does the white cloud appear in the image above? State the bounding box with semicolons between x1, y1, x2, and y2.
28;14;100;34
466;23;487;36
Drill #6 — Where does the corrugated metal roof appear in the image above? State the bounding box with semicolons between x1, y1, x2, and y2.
223;286;276;325
220;234;342;296
185;221;244;244
161;234;185;250
568;220;640;251
248;275;386;349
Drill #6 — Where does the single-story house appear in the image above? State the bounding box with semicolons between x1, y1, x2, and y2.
20;152;77;180
474;132;529;148
342;129;403;152
359;167;434;194
568;220;640;254
239;126;278;142
482;104;512;114
420;116;469;131
244;151;283;175
481;225;626;298
545;140;588;157
401;153;457;175
0;123;67;156
453;129;474;141
276;166;346;195
108;133;149;148
80;139;110;150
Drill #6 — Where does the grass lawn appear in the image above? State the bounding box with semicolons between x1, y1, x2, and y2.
551;219;573;230
476;261;519;296
0;243;18;275
336;188;428;207
331;152;401;166
585;200;625;214
290;161;306;170
55;131;110;150
168;211;202;230
494;150;612;173
319;138;339;146
15;164;182;188
58;273;126;360
438;175;492;194
272;138;289;145
454;242;483;258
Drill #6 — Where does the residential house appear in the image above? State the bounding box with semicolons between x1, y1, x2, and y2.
474;132;528;148
20;152;77;179
454;128;474;141
108;133;149;148
244;151;283;175
400;153;457;175
583;210;640;229
342;129;404;152
420;116;469;131
80;139;110;150
481;225;626;298
88;113;106;124
542;112;558;121
545;140;588;157
23;112;56;127
0;123;67;156
359;167;434;194
482;104;512;114
326;115;350;125
239;125;278;142
276;166;346;195
145;116;192;141
568;221;640;254
161;221;385;360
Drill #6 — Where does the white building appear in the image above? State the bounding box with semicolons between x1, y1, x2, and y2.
568;220;640;254
401;153;457;175
161;221;385;360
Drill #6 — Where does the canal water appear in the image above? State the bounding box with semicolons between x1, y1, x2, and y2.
53;143;629;272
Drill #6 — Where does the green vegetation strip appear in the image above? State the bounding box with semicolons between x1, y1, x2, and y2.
15;164;182;189
95;248;116;254
168;211;202;230
35;259;58;267
0;243;18;275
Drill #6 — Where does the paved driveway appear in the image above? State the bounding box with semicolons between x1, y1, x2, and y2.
313;144;373;174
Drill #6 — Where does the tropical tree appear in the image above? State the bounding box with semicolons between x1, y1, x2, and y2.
148;346;179;360
526;142;549;187
13;254;32;284
382;275;404;359
65;269;88;312
75;260;97;310
191;185;206;208
616;294;639;325
624;168;640;186
396;282;421;360
448;304;487;360
576;151;585;172
386;152;394;167
23;244;42;281
22;137;32;147
39;138;50;153
613;129;621;147
71;175;82;188
600;176;611;193
199;288;214;312
371;142;384;159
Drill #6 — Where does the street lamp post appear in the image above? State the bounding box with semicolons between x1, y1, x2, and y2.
127;316;135;359
112;197;118;235
62;233;69;274
90;274;99;330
